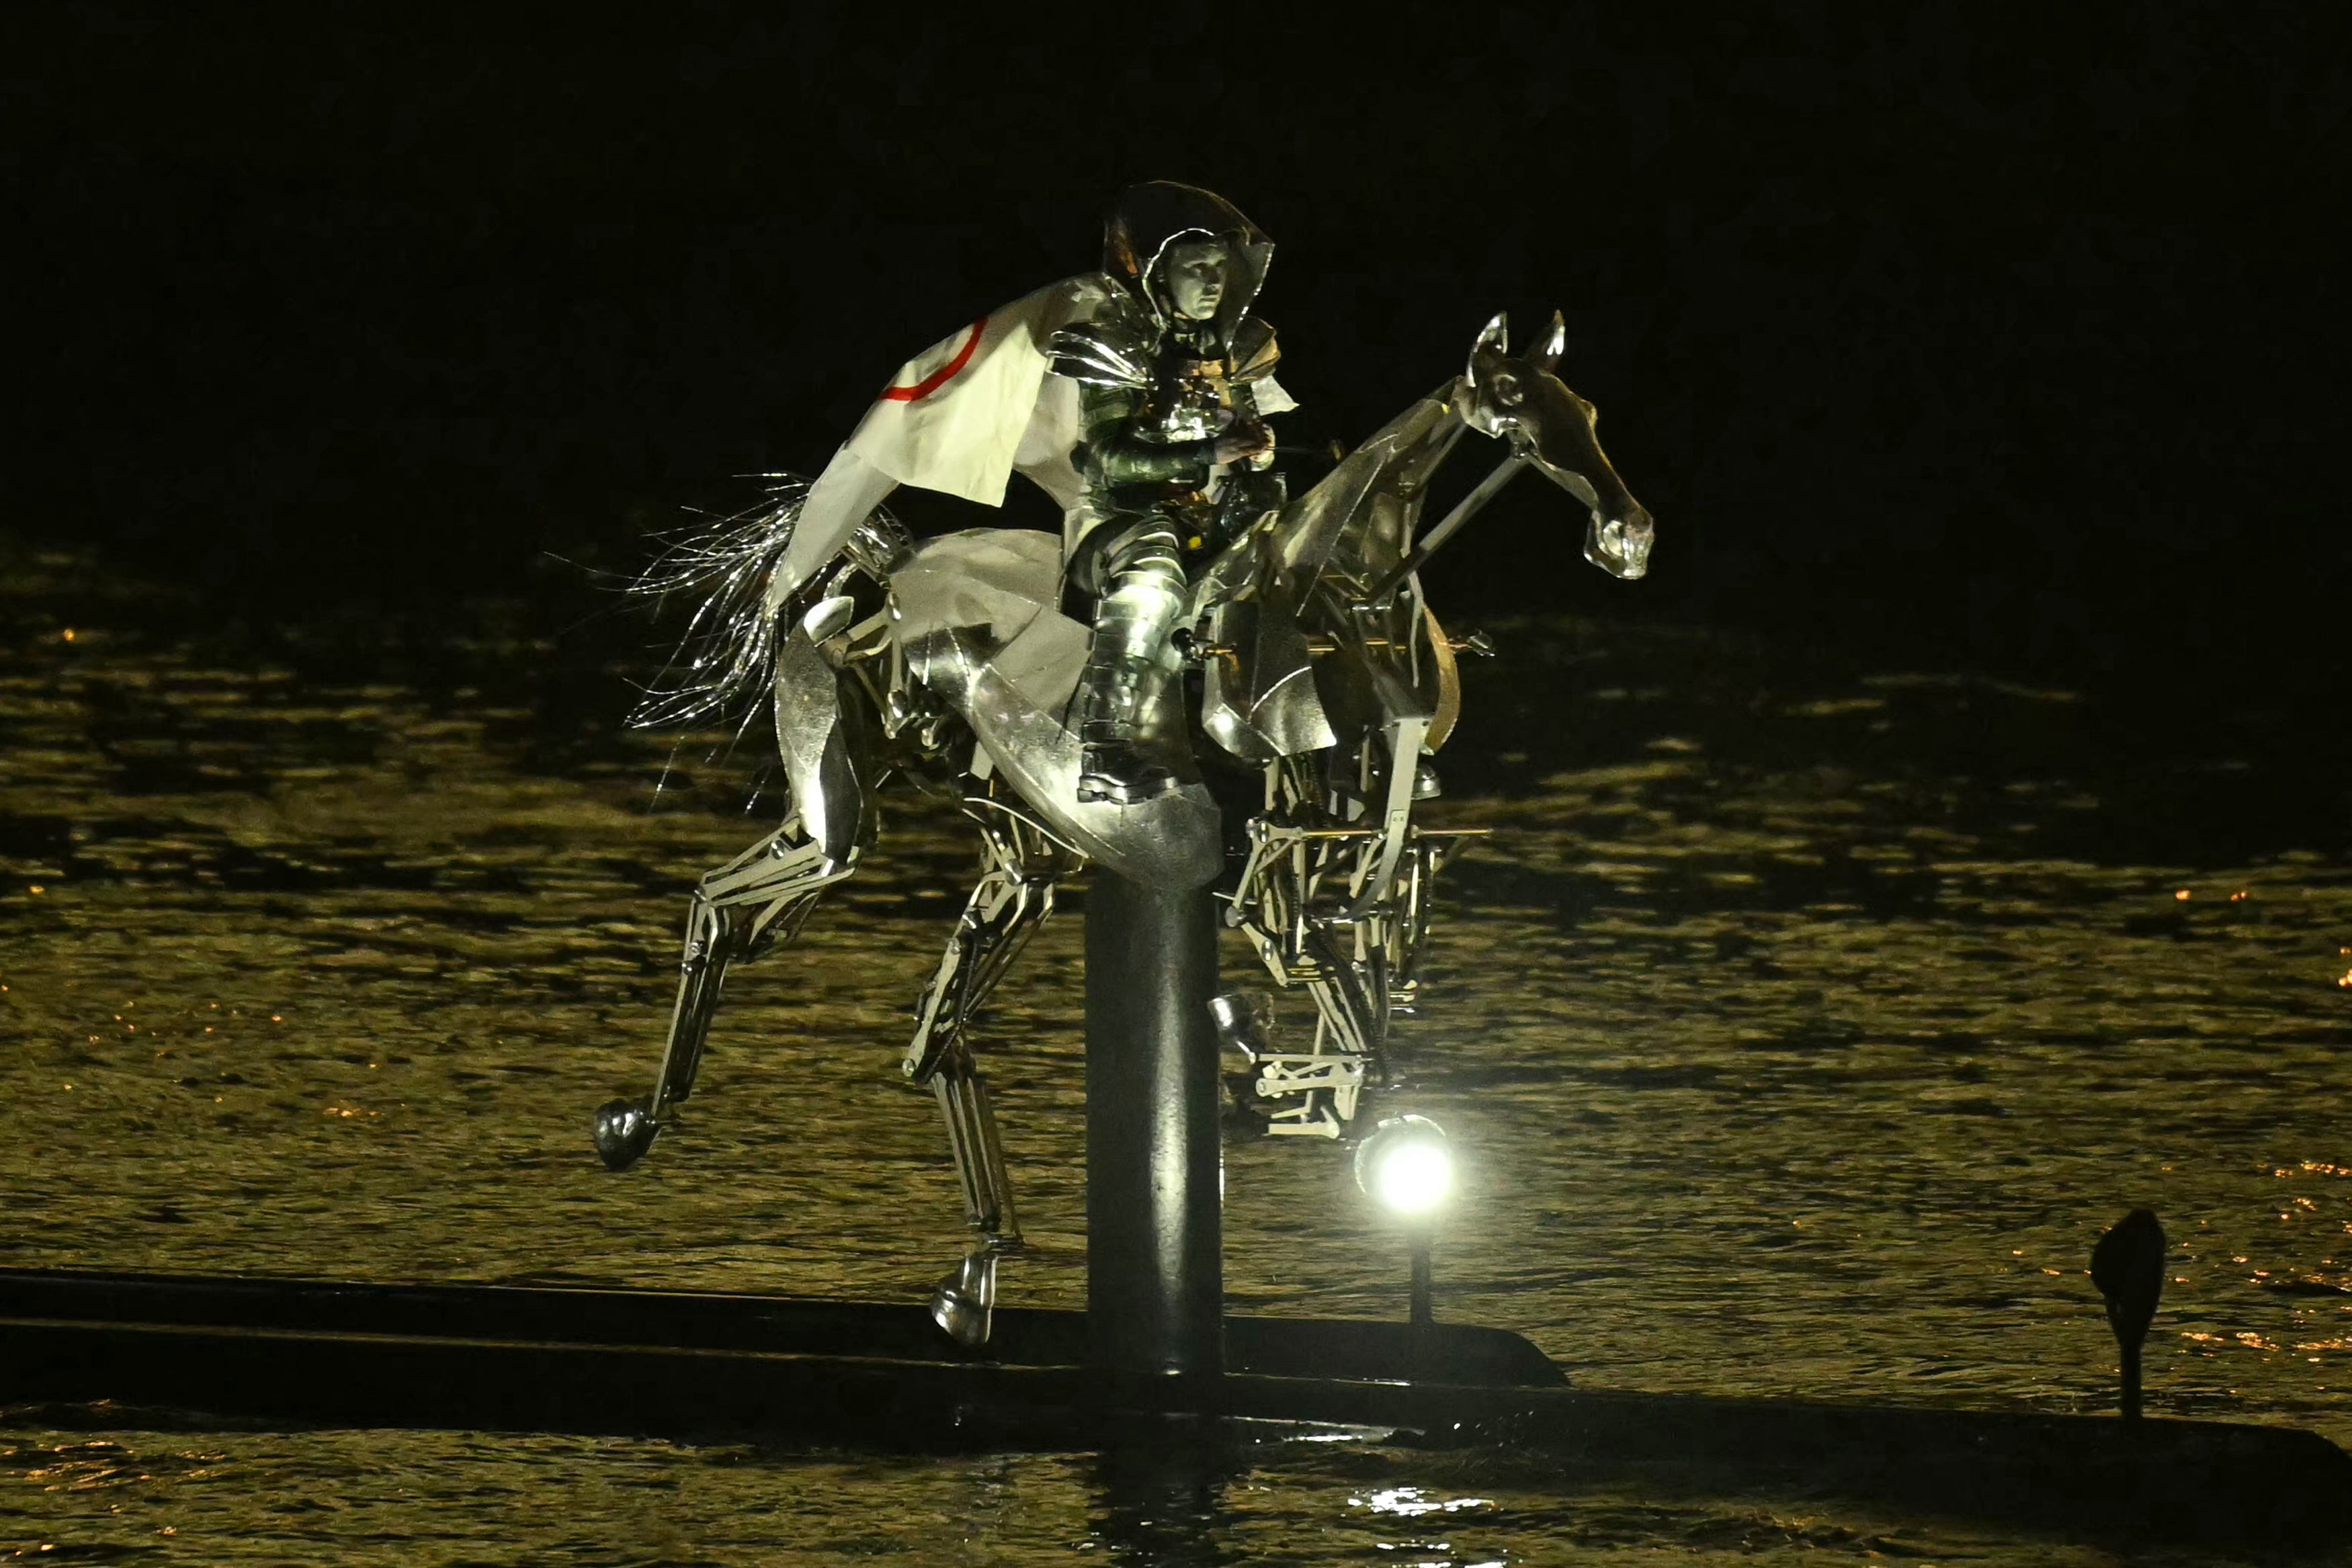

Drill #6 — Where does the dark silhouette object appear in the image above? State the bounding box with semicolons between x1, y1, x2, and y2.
2091;1208;2167;1421
1409;1233;1435;1327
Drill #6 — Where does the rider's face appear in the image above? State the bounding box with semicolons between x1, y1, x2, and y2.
1163;241;1230;321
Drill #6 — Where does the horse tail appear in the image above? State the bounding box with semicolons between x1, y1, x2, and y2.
624;476;815;739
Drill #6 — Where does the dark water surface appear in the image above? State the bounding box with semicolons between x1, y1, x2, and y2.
2;548;2347;1564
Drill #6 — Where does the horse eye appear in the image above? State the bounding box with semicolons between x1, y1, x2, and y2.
1493;372;1524;407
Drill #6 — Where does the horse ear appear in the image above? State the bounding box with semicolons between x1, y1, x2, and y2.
1467;312;1509;383
1531;310;1566;372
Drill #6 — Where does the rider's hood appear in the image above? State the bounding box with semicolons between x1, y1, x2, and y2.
1103;182;1272;355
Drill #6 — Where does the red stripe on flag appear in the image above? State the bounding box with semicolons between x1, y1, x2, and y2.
879;318;988;402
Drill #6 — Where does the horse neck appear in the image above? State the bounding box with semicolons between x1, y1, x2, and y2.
1268;382;1468;595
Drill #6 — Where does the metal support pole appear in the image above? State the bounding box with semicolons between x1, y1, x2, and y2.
1408;1234;1434;1327
1085;869;1224;1381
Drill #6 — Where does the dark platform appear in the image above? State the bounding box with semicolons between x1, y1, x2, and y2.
5;1268;2347;1548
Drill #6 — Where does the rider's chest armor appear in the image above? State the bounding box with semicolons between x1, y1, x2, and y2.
1138;331;1239;446
1138;345;1247;566
1051;306;1280;566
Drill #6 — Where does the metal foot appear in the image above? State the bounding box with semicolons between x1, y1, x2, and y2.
592;1098;659;1171
930;1250;999;1347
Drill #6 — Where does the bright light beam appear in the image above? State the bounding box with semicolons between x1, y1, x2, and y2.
1355;1115;1454;1219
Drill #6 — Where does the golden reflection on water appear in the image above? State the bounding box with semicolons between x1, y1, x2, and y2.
1;567;2347;1563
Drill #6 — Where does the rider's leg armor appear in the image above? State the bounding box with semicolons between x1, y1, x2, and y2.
1073;517;1187;804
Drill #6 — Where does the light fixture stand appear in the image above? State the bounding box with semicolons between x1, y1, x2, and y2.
1408;1230;1435;1327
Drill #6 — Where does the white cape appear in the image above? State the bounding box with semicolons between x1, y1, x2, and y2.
768;273;1294;610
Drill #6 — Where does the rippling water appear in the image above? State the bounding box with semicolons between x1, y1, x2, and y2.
2;544;2347;1563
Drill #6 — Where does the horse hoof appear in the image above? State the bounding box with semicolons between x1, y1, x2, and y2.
929;1251;998;1347
592;1098;659;1171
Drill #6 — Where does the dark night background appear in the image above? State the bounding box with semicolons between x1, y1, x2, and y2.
9;4;2345;695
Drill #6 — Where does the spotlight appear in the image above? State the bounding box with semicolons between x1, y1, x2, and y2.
1355;1115;1454;1219
1354;1115;1454;1330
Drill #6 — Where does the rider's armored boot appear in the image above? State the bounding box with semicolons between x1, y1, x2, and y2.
1076;679;1177;803
1073;520;1187;805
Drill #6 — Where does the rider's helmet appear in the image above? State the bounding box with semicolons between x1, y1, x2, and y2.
1102;182;1273;355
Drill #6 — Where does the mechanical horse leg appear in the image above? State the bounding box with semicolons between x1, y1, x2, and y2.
925;1068;1021;1345
905;803;1073;1345
593;813;857;1170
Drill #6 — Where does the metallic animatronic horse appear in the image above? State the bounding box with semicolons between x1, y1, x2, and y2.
592;311;1652;1342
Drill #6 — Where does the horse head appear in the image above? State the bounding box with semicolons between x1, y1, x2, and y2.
1458;312;1653;579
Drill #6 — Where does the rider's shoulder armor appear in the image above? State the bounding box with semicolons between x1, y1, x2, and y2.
1228;316;1279;384
1048;298;1158;392
1052;301;1280;393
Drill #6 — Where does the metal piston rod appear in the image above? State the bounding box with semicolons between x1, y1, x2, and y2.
1367;453;1529;602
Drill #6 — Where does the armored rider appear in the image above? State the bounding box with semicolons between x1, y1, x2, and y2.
1048;183;1289;805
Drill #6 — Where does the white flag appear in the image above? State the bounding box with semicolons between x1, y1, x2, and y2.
771;275;1107;601
769;272;1296;604
844;277;1098;505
